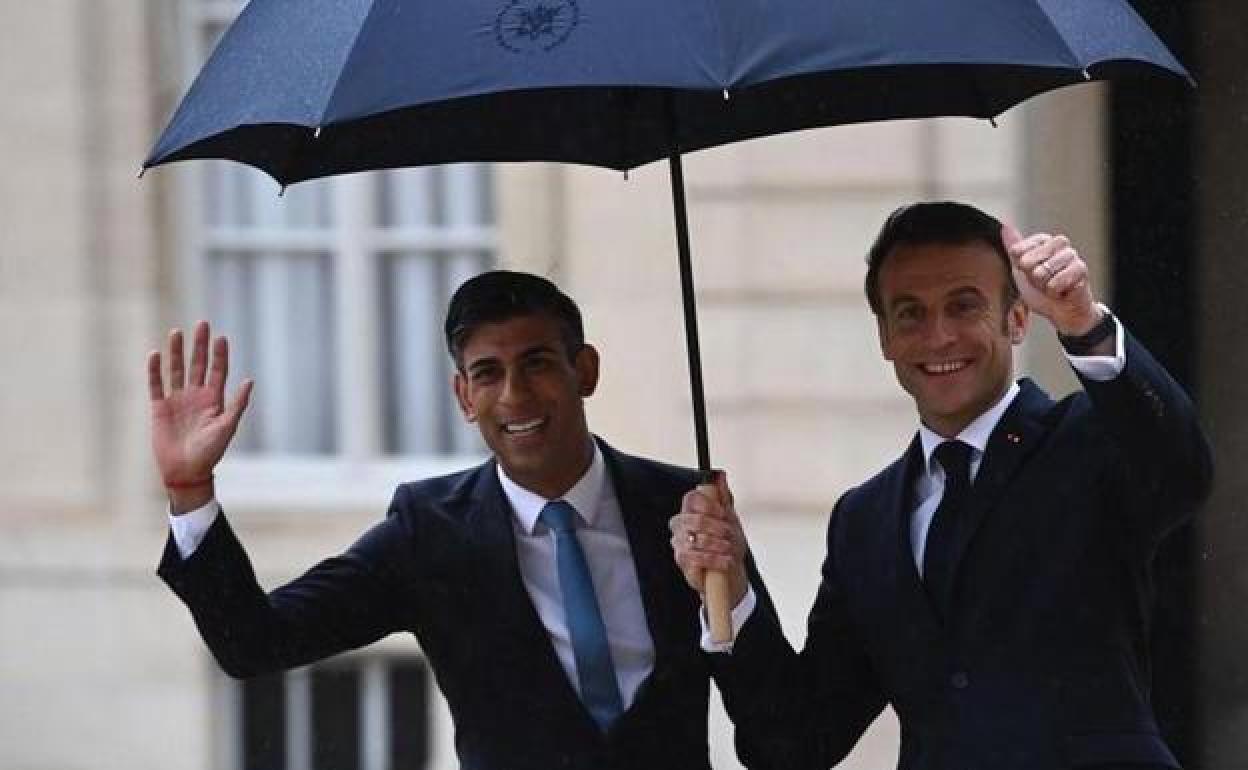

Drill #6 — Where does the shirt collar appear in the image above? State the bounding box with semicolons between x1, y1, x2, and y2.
918;381;1020;475
497;442;605;535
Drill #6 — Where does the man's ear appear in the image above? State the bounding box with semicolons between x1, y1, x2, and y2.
876;316;895;361
1007;299;1030;345
574;344;600;397
453;371;477;422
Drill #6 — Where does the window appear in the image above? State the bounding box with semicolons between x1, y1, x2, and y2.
222;658;431;770
180;1;494;502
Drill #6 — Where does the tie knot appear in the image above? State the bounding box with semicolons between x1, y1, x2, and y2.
934;440;973;487
539;500;579;533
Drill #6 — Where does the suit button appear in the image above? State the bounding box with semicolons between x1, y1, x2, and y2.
950;671;969;689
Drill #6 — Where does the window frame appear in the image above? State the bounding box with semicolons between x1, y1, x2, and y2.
175;0;495;511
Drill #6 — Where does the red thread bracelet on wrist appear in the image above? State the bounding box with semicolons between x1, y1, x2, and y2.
164;475;214;490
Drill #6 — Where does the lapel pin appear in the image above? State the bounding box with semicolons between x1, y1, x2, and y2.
1006;433;1022;444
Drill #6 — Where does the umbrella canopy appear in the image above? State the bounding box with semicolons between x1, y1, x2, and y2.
146;0;1187;185
143;0;1189;473
144;0;1188;641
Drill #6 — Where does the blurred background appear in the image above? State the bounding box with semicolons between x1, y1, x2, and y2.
1;1;1244;768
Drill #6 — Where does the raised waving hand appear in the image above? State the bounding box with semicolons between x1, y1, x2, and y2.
147;321;253;513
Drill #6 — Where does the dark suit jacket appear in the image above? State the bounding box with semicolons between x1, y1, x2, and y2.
159;439;717;770
716;332;1213;770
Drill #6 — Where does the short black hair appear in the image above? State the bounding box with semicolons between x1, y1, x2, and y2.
444;270;584;369
864;201;1019;316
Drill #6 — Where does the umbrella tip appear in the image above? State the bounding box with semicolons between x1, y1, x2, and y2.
313;126;322;139
722;89;730;101
623;170;630;181
136;166;147;180
278;185;288;198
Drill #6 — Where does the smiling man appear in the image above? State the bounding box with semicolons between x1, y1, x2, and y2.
671;202;1213;770
151;270;732;770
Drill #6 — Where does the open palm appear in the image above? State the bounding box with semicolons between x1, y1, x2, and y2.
148;321;253;487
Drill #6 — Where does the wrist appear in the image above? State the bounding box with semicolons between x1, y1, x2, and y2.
1058;306;1116;356
1055;304;1104;337
166;475;215;515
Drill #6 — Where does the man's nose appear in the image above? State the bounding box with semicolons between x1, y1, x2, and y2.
499;368;533;404
922;314;956;346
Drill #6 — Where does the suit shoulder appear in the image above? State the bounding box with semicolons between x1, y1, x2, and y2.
600;440;700;488
390;462;488;522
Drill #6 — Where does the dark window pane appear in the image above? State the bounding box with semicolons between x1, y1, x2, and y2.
390;661;430;770
312;667;361;770
242;673;286;770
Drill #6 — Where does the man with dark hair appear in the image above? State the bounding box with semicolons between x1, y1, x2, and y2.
672;202;1212;769
150;270;733;770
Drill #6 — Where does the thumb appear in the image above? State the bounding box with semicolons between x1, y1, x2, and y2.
1001;222;1023;252
713;470;735;513
225;379;254;430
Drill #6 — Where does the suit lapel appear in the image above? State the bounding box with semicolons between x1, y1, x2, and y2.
885;439;944;632
948;379;1058;587
600;441;688;668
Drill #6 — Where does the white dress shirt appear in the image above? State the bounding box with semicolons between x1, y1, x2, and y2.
702;313;1127;651
169;443;655;710
496;444;654;709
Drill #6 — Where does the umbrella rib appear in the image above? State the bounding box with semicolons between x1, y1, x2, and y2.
1025;2;1089;71
317;0;388;128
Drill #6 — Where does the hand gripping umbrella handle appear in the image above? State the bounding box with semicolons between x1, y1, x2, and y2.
697;476;734;646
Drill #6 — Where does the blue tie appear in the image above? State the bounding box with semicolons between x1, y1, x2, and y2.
539;500;624;730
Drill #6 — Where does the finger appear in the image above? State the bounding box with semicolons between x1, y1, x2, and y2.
147;351;165;401
680;488;723;518
1007;232;1051;261
168;328;185;390
188;321;211;387
1044;246;1079;274
1018;235;1069;272
712;470;735;511
673;552;706;593
224;378;254;430
681;550;739;574
680;513;739;542
1001;223;1024;251
207;335;230;393
1048;262;1088;296
688;532;739;556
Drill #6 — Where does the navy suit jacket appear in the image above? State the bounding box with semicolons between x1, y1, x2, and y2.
159;440;718;770
716;332;1213;770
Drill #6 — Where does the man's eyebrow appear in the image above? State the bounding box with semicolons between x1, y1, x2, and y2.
466;357;498;374
519;343;560;358
947;286;987;300
465;344;560;373
887;294;920;311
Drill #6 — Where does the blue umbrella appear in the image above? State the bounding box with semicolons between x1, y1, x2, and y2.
144;0;1188;476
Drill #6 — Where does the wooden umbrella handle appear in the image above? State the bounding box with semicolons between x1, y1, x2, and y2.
697;479;734;645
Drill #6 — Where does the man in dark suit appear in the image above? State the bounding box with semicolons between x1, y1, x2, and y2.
149;271;722;770
671;202;1213;770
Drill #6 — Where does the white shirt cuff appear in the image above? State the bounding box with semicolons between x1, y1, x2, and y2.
1064;305;1125;382
699;585;757;653
168;500;221;560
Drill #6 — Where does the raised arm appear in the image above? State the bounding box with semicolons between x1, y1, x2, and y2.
1005;225;1213;538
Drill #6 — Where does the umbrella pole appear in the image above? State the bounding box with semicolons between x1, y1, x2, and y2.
668;150;733;644
667;151;712;475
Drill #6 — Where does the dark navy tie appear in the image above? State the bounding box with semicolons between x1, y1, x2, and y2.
539;500;623;730
923;440;973;620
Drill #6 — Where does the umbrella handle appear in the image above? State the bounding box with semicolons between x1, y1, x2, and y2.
697;478;735;645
